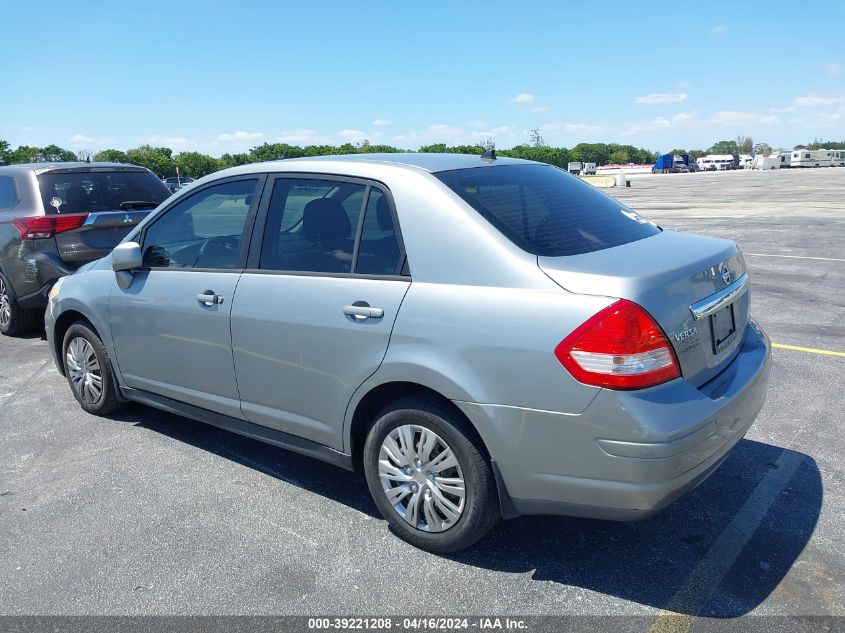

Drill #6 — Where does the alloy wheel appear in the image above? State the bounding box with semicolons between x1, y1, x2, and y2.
66;337;103;404
0;279;11;329
378;424;466;532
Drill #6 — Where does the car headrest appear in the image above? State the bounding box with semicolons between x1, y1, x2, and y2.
376;195;394;231
303;198;351;243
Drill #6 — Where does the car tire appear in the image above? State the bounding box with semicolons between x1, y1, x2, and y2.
0;272;41;336
363;395;500;553
62;321;125;416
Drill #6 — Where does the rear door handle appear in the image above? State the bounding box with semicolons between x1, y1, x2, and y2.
197;291;224;305
343;304;384;320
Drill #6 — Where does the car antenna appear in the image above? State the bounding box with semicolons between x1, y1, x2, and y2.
481;148;496;161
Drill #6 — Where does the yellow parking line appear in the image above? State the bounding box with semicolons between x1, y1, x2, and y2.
745;253;845;262
772;343;845;357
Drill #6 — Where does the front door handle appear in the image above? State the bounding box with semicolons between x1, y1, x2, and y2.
197;291;224;305
343;303;384;320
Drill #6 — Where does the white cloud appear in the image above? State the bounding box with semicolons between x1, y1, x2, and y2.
338;129;368;142
511;93;535;103
541;121;604;134
620;112;696;136
675;81;690;90
706;111;779;126
69;133;113;148
143;134;189;146
530;105;551;113
467;120;488;127
824;63;843;77
20;125;32;132
215;131;264;143
371;119;392;126
791;94;845;107
711;24;727;35
634;92;688;105
277;129;317;143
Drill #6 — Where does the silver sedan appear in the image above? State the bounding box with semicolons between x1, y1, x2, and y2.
46;153;771;552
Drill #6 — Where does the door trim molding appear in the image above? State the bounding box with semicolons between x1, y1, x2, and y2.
120;386;355;471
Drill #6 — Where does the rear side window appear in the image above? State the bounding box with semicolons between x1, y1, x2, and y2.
355;189;403;275
260;178;366;274
436;165;660;256
38;169;171;215
0;176;17;210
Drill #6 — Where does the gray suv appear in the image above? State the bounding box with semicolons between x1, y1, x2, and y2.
0;162;171;335
45;153;771;552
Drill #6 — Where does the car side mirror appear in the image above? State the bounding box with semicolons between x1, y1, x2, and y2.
112;241;142;289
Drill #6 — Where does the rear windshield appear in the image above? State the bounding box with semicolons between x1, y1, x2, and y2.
436;164;661;256
38;169;171;215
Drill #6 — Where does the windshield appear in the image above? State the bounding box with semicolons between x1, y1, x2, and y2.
38;169;171;215
436;164;661;257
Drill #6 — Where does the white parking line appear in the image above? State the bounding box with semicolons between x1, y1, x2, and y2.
744;253;845;263
647;449;805;633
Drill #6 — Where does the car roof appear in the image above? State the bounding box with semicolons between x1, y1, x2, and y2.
0;162;146;176
256;152;538;174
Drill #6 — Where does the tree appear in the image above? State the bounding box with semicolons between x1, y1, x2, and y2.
688;149;706;159
752;142;772;156
76;149;93;162
608;149;630;164
736;136;753;154
0;140;10;165
482;137;495;151
174;151;220;178
38;144;77;162
94;149;128;163
529;129;545;148
708;140;739;155
124;145;175;176
9;146;41;164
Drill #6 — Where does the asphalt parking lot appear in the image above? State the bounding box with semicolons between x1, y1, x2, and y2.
1;168;843;625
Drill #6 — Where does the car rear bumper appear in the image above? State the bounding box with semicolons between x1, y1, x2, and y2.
14;252;76;309
456;320;771;520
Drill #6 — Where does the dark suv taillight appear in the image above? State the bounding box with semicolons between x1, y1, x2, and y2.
12;214;89;240
555;300;681;390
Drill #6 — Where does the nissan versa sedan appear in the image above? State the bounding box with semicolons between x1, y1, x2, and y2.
45;153;771;552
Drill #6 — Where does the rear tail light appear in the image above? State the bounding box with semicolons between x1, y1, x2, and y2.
555;299;681;390
12;214;89;240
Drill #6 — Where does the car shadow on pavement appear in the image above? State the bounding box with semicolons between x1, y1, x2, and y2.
114;405;820;618
112;404;381;518
451;439;821;618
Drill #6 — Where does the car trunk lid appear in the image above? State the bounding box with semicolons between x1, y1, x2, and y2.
538;230;749;387
53;210;152;264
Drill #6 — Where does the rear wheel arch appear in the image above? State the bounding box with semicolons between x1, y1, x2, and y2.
348;381;492;473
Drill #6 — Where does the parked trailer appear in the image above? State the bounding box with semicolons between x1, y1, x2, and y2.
581;162;597;175
791;149;833;167
567;161;582;175
753;152;792;170
831;150;845;167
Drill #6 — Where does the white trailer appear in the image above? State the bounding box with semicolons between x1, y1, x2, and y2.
753;155;780;170
567;161;582;175
791;149;833;167
831;150;845;167
581;162;597;175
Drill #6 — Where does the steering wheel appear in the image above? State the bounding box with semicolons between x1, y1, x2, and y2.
194;235;240;268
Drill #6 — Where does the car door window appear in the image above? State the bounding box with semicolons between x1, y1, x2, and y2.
142;178;259;269
355;189;403;275
259;179;366;273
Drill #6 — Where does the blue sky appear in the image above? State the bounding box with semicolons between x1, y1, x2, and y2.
1;1;843;155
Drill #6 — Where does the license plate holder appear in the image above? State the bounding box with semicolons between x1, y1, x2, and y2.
710;302;737;355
